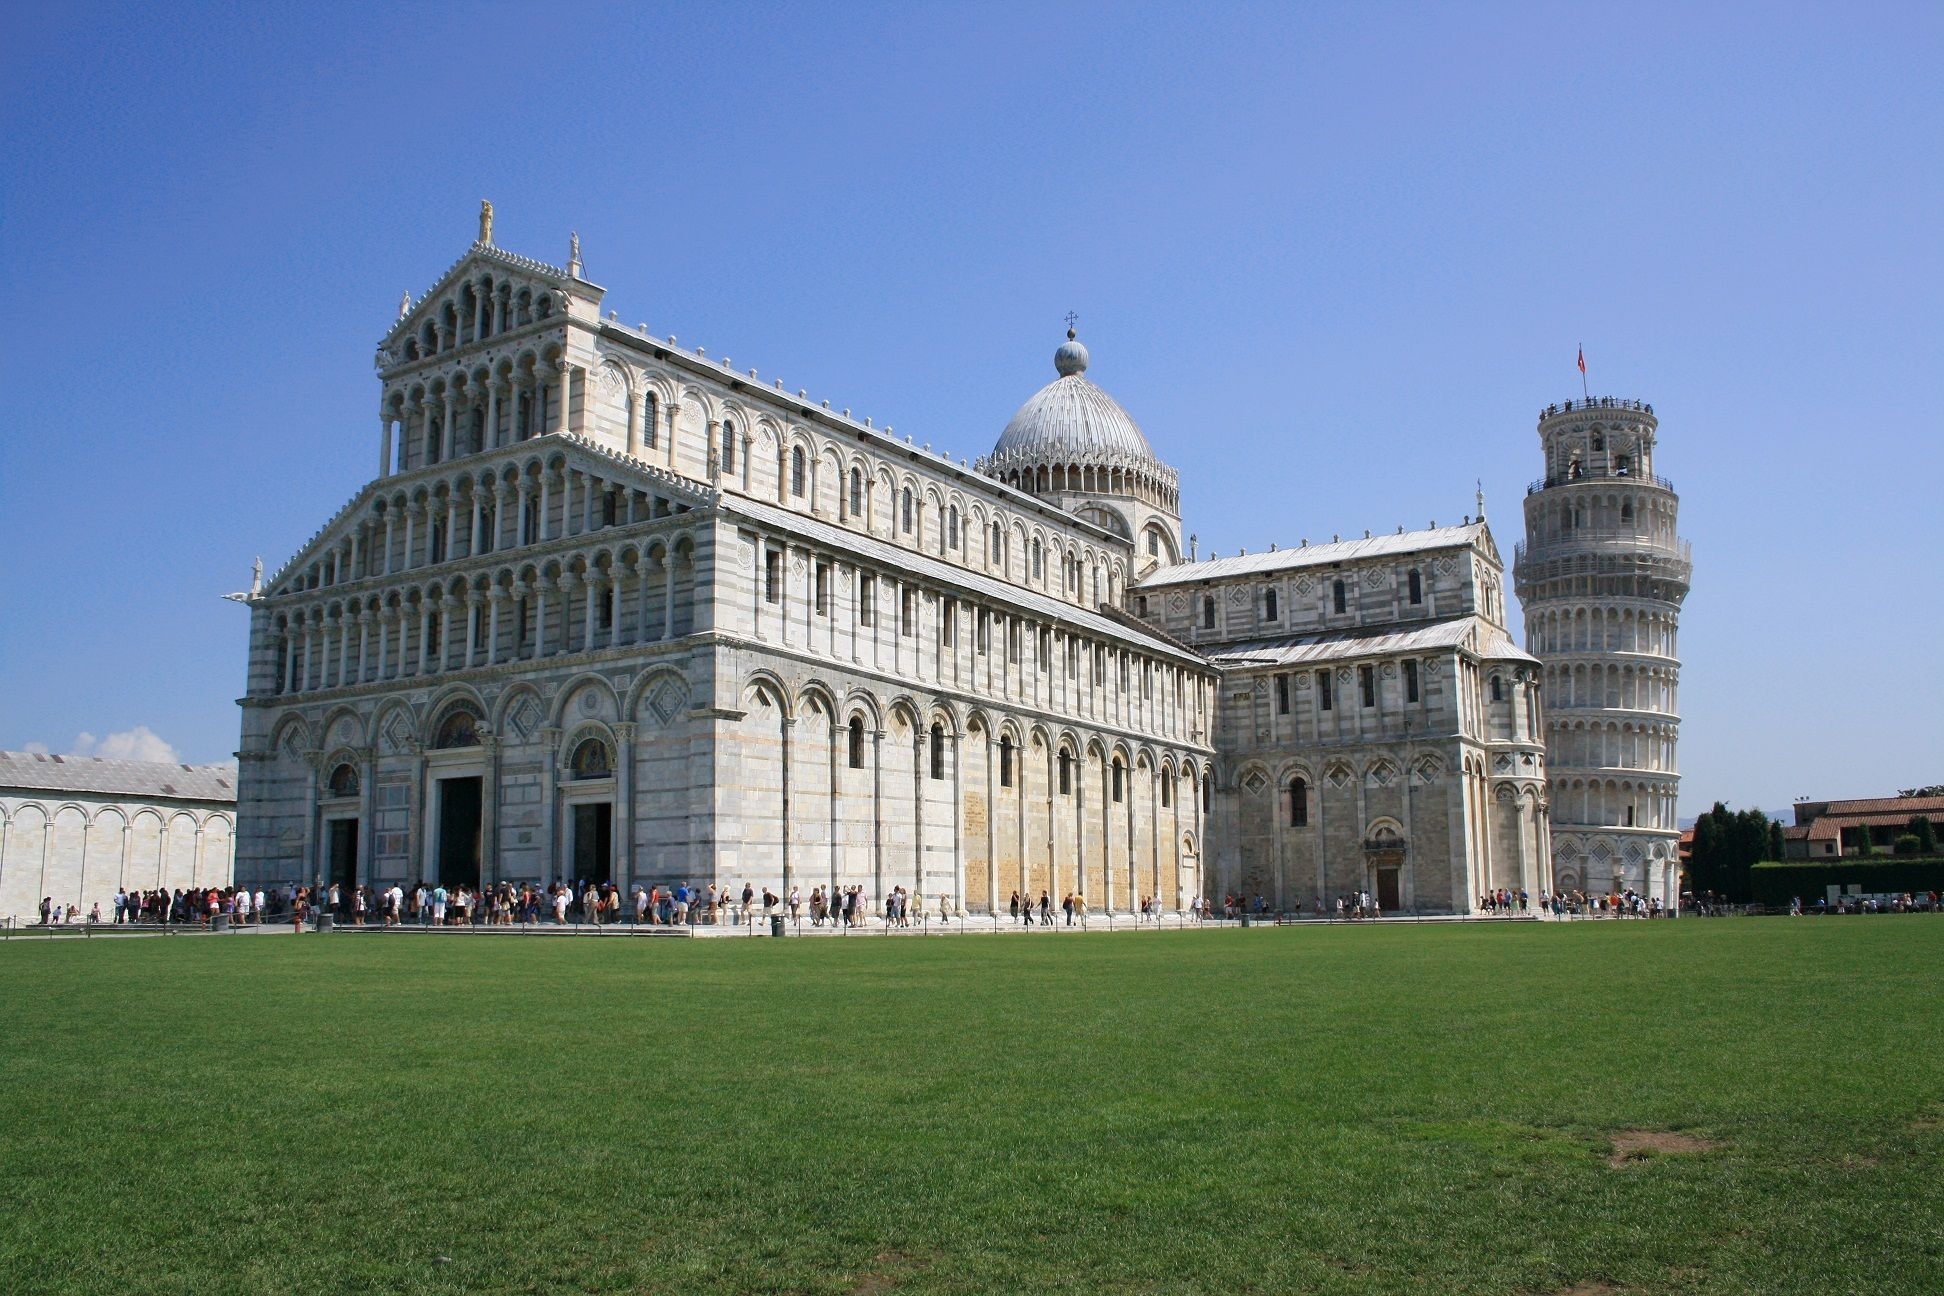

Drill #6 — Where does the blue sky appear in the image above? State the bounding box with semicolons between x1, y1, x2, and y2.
1;2;1938;814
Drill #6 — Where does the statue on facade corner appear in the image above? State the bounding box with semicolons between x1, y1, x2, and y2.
479;199;494;245
397;291;410;320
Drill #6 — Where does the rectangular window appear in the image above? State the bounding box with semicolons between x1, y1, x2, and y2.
1317;670;1333;711
1112;763;1124;803
1360;664;1375;708
602;492;618;527
999;741;1014;788
859;576;875;627
815;561;830;616
1404;659;1419;703
598;588;612;630
1007;619;1021;663
901;587;915;637
763;549;781;605
1136;595;1149;617
942;599;956;643
1202;595;1216;629
976;610;990;655
1276;674;1290;715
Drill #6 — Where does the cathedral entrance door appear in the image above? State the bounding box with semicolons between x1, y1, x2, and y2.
1376;865;1402;912
571;802;613;885
436;777;483;890
327;818;359;895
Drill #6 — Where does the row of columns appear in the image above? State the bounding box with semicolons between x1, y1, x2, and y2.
275;551;689;694
741;533;1209;745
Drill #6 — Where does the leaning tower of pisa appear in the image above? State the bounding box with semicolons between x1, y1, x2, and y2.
1514;396;1692;903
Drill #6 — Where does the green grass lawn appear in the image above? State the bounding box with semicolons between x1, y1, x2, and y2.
1;921;1939;1295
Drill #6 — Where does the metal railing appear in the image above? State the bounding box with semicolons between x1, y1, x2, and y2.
1538;397;1655;420
1526;469;1676;495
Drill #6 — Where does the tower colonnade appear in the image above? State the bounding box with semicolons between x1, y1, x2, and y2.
1515;398;1690;903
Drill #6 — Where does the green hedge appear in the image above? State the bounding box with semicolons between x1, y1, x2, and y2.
1750;859;1944;907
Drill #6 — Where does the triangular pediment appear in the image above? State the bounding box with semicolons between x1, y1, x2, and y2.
262;435;713;599
376;243;605;364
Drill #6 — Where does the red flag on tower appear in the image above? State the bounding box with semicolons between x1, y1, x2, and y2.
1577;347;1586;375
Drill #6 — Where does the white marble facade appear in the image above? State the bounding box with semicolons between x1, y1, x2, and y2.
1514;400;1689;902
0;752;236;922
234;214;1556;914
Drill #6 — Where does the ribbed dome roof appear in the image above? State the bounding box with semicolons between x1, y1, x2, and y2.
990;333;1160;465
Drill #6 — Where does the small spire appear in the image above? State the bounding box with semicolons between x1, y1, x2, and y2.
1475;479;1487;520
1064;310;1079;340
478;199;494;245
568;231;583;278
251;557;263;596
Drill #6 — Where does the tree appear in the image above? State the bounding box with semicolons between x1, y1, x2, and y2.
1897;785;1944;798
1910;815;1938;855
1852;824;1874;857
1767;820;1785;861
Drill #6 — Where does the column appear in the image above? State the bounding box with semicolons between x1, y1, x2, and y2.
555;359;574;435
662;553;676;640
441;397;455;461
665;402;680;469
539;472;552;540
871;728;885;908
535;580;553;657
707;419;721;479
780;717;795;901
378;610;393;681
464;592;481;666
487;591;503;666
416;603;432;675
615;723;636;888
626;390;643;458
283;632;298;694
379;417;393;477
582;572;599;651
402;507;417;571
951;732;964;916
486;381;502;450
470;491;485;556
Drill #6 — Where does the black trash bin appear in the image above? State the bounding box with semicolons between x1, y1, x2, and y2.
769;914;785;938
212;913;231;933
1240;914;1251;928
316;913;334;932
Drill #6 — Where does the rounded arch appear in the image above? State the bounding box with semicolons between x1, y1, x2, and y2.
549;671;621;728
743;669;795;720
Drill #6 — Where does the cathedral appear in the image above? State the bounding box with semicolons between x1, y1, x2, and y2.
233;209;1566;915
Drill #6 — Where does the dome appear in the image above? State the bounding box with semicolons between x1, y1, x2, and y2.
989;332;1160;465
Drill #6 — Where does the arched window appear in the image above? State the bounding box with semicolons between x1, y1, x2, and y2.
570;737;612;780
1407;569;1422;605
948;506;960;549
1289;776;1308;827
1264;588;1278;621
1031;539;1043;581
1490;674;1504;702
1112;759;1125;803
999;735;1014;788
991;522;1005;568
930;723;945;780
434;708;481;749
642;393;659;449
848;716;866;769
1161;770;1173;808
721;421;737;473
1591;431;1605;452
327;763;359;798
1333;579;1348;614
790;447;806;497
849;468;863;518
1621;499;1634;524
1058;750;1073;796
901;487;914;533
1202;771;1212;812
1147;531;1159;557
